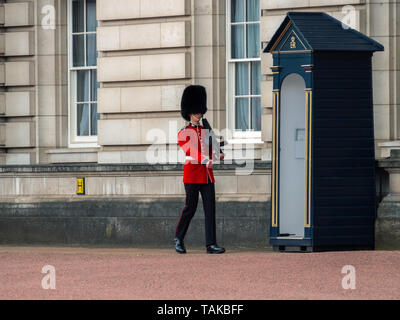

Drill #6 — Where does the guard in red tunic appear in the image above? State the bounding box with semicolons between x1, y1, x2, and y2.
174;85;225;254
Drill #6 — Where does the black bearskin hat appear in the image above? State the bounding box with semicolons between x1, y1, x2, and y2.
180;85;207;121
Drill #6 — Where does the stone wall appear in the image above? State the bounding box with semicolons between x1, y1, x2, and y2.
0;161;271;247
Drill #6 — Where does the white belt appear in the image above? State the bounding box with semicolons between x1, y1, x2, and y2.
185;156;210;164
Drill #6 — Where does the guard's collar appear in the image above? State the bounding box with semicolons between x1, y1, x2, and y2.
189;122;201;128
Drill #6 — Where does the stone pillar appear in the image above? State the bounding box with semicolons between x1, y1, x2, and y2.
0;1;36;164
376;149;400;249
371;0;400;157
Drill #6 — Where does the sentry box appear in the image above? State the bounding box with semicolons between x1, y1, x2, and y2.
264;12;384;252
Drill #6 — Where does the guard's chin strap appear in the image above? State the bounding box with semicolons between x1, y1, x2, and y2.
189;122;200;128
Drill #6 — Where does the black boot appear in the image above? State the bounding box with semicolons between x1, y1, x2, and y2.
174;237;186;254
206;244;225;254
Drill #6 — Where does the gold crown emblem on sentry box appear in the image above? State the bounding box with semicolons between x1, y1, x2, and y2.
290;36;296;49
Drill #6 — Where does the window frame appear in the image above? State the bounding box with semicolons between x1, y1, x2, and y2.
67;0;99;148
226;0;263;143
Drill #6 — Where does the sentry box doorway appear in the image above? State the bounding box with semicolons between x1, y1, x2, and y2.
264;12;384;252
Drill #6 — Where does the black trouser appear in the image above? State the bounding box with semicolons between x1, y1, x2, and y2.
175;179;217;247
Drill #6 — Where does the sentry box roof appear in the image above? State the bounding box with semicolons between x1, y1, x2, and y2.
264;12;384;53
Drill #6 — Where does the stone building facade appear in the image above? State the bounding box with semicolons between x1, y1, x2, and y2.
0;0;398;248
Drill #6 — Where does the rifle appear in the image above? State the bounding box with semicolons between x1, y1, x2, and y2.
201;118;227;159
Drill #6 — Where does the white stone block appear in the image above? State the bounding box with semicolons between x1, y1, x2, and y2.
261;80;273;108
5;31;34;56
5;153;32;165
214;175;238;194
98;85;185;113
160;21;190;48
97;0;140;21
98;87;121;113
121;86;162;113
195;15;213;46
237;174;269;194
98;119;141;145
371;36;389;71
5;91;34;117
373;105;390;140
162;85;185;111
372;70;390;105
369;2;390;37
0;94;5;115
120;23;161;50
0;64;4;84
309;0;364;6
144;176;182;195
5;61;34;86
0;123;5;145
97;0;189;21
39;116;57;147
194;46;213;78
140;52;190;80
97;56;141;82
98;151;122;164
5;122;35;147
97;26;120;51
0;34;4;54
261;0;308;10
86;176;116;196
0;6;4;25
98;52;191;82
115;176;146;195
261;113;272;142
4;2;33;27
140;0;189;18
140;117;181;144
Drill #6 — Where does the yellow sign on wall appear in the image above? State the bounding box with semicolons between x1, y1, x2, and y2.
76;177;85;195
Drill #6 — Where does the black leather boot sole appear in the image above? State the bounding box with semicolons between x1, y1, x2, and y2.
206;245;225;254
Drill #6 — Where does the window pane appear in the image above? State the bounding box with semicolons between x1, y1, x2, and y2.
90;103;98;135
77;103;89;136
90;70;98;102
251;61;262;95
86;0;97;32
246;0;260;22
72;0;84;32
73;34;85;67
235;62;249;96
231;0;245;22
251;98;262;131
231;25;245;59
235;98;249;131
77;70;89;102
86;34;97;66
247;23;260;58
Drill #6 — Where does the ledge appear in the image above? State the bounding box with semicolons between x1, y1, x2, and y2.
0;160;271;173
46;147;100;164
377;149;400;168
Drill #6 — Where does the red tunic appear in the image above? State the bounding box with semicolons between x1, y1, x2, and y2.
178;123;216;184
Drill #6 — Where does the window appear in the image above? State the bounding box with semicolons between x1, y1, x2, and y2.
227;0;262;139
68;0;99;146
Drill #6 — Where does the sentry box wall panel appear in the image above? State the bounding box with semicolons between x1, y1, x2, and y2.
264;12;384;252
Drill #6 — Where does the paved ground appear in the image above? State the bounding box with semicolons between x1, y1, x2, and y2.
0;246;399;300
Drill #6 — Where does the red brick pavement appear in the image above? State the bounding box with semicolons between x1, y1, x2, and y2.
0;246;399;300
